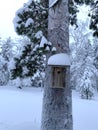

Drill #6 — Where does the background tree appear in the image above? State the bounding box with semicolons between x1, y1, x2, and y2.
70;20;97;98
0;37;14;85
78;66;96;99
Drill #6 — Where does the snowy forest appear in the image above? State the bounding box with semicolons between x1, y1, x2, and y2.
0;0;98;130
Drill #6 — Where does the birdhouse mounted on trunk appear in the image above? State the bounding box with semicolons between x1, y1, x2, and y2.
48;53;70;88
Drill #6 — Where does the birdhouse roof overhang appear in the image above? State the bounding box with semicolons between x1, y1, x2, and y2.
48;53;70;67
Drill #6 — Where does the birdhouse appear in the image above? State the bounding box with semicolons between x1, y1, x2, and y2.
48;53;70;88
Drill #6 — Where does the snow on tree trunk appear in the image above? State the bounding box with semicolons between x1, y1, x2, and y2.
41;0;73;130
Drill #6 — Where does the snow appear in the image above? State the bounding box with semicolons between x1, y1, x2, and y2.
48;41;52;46
0;86;98;130
52;47;57;52
73;91;98;130
48;53;70;66
0;86;42;130
40;36;48;48
45;46;50;51
25;18;34;27
33;45;39;52
35;31;43;39
13;16;21;31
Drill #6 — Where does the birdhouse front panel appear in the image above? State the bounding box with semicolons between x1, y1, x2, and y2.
52;67;65;88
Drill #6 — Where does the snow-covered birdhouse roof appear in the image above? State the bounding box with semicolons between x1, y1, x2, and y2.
48;53;70;66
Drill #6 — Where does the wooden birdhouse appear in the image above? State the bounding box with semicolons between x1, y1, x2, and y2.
48;53;70;88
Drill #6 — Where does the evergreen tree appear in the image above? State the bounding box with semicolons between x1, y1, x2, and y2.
11;42;45;79
13;0;48;41
10;37;46;88
12;0;49;83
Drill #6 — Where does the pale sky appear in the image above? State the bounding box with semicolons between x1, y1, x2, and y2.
0;0;28;38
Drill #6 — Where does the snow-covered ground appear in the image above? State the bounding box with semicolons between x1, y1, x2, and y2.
0;86;98;130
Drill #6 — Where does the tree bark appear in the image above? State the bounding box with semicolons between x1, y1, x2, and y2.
41;0;73;130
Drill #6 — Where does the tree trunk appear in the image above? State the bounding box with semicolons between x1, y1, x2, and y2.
41;0;73;130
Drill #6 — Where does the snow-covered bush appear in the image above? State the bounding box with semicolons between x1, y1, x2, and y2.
0;37;17;86
9;77;32;88
70;20;98;93
80;85;94;100
31;71;45;87
78;70;95;99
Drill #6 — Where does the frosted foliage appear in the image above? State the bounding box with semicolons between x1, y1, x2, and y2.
13;16;21;31
0;38;15;85
78;69;95;99
45;46;50;51
35;31;43;39
8;59;15;71
13;8;23;30
15;40;31;59
52;47;56;52
27;0;32;6
0;56;6;67
33;45;40;51
0;57;8;85
15;45;25;58
48;41;52;46
97;23;98;28
10;77;21;87
42;10;47;14
22;78;32;87
70;19;98;91
40;36;48;48
31;71;44;87
25;18;34;27
22;66;29;75
85;56;93;64
9;77;32;87
16;8;23;15
41;72;45;78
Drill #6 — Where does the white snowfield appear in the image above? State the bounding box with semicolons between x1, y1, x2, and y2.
0;86;98;130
